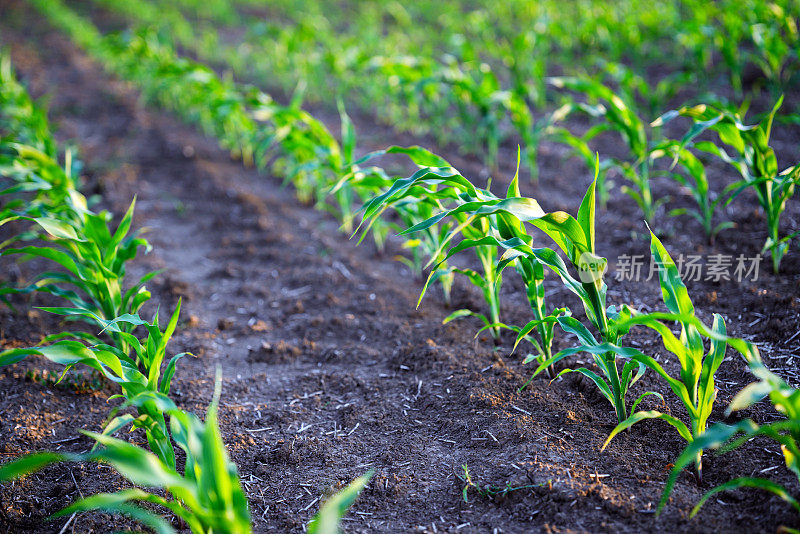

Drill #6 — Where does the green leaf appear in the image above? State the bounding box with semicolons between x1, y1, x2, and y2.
603;410;693;450
691;477;800;517
33;217;82;240
82;430;189;491
0;452;72;481
658;420;758;514
577;162;598;254
308;472;372;534
55;496;176;534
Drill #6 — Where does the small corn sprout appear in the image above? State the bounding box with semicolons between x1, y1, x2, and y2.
659;358;799;521
0;378;252;534
655;96;799;273
0;301;189;469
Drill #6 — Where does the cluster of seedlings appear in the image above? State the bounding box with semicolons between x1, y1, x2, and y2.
1;0;800;531
0;44;367;534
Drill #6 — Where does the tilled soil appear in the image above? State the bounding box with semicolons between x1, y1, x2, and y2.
1;2;799;533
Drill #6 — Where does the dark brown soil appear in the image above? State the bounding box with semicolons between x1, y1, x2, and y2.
1;1;799;533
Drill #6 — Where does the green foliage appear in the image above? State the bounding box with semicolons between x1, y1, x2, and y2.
655;96;800;272
0;51;88;252
0;41;368;534
0;389;253;534
105;0;800;185
659;359;800;525
601;232;760;477
548;76;663;222
353;147;497;329
0;302;189;468
307;472;373;534
650;140;735;242
22;0;800;528
0;200;156;351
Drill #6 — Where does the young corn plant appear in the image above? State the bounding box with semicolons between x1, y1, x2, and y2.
649;140;735;243
352;146;505;323
321;101;396;251
549;76;665;222
0;53;57;154
409;158;568;365
655;96;800;272
0;55;88;225
600;231;760;479
0;383;252;534
522;174;654;423
416;165;652;414
0;301;189;469
361;154;604;377
0;142;88;226
0;200;156;353
658;358;800;522
345;171;454;297
357;154;512;339
248;87;344;213
0;376;370;534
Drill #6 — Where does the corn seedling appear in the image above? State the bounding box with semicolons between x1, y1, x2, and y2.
352;145;506;317
0;53;56;155
334;150;454;296
0;301;189;469
655;96;799;272
357;154;515;339
549;76;666;222
0;200;156;353
601;231;760;479
658;358;800;522
650;140;735;242
362;157;620;391
362;154;609;380
513;165;665;423
0;380;252;534
0;142;88;227
0;53;87;227
415;159;567;360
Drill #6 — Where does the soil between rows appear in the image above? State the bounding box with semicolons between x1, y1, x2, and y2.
1;2;799;533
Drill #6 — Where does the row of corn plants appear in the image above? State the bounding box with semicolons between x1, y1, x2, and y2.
204;0;798;99
168;0;799;128
551;74;800;272
0;50;368;532
89;0;545;179
209;0;797;146
31;0;800;527
94;0;800;271
34;0;494;311
356;150;800;523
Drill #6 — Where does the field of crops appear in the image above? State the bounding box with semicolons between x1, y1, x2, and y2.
0;0;799;532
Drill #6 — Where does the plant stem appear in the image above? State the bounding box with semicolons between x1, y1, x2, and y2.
605;352;627;423
478;246;501;338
